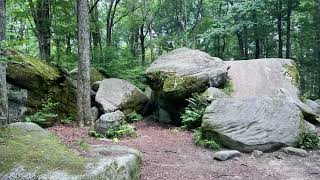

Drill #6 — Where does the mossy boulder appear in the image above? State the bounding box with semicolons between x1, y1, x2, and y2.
0;122;142;180
1;49;76;123
69;67;107;84
145;48;229;124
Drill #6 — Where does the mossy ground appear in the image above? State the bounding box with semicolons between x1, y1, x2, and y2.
0;126;91;175
284;64;300;87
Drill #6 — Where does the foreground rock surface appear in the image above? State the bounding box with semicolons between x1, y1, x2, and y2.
202;96;313;152
214;150;241;161
0;122;142;180
95;78;148;114
282;147;308;157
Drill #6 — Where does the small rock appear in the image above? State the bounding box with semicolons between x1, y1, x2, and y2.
282;147;308;157
214;150;241;161
94;111;125;134
252;150;263;158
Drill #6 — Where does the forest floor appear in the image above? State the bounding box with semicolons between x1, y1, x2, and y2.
48;118;320;180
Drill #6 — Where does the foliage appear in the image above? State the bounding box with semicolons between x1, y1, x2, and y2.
297;132;319;149
181;93;209;129
90;123;137;139
25;95;60;127
126;111;143;123
192;128;220;150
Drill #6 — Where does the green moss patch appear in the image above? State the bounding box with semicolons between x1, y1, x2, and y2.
221;80;233;96
284;64;300;87
0;124;91;175
5;49;60;81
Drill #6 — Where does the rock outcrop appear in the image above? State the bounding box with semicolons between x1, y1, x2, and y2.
145;48;229;124
2;49;77;123
95;78;148;114
0;122;142;180
202;96;312;152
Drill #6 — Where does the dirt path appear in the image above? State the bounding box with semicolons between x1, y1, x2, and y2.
48;119;320;180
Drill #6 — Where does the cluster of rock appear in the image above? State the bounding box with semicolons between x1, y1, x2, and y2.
91;78;149;134
144;48;320;153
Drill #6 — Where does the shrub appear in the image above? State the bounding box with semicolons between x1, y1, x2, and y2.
126;112;143;123
90;122;137;139
25;95;59;127
297;132;319;149
181;93;209;129
192;128;220;150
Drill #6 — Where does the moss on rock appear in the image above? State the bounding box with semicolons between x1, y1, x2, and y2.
284;64;300;87
0;123;89;174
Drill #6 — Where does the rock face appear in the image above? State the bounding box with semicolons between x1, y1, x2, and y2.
2;49;77;124
202;87;227;102
202;96;311;152
69;67;107;84
226;59;299;98
145;48;229;124
94;110;125;134
305;99;320;115
7;84;28;123
0;122;142;180
95;78;148;114
0;62;8;125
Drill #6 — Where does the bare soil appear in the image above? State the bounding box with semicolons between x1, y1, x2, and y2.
48;119;320;180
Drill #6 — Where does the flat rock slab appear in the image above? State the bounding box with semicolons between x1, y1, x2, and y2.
226;59;299;98
0;122;142;180
214;150;241;161
202;96;312;152
282;147;308;157
95;78;148;113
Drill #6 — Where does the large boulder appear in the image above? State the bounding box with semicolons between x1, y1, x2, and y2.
95;78;148;114
2;49;77;123
145;48;229;100
69;67;107;84
226;59;300;98
304;99;320;115
145;48;229;124
202;96;314;152
0;122;142;180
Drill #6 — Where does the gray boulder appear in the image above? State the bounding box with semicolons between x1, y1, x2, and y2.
282;147;308;157
7;84;28;123
0;122;142;180
213;150;241;161
226;59;300;98
315;99;320;105
145;48;229;100
202;87;227;102
202;96;313;152
305;99;320;115
95;78;148;114
94;110;125;134
91;106;100;122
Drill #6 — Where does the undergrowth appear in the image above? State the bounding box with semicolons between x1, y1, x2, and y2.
192;128;220;150
126;111;143;123
297;132;319;149
90;122;137;140
181;93;208;129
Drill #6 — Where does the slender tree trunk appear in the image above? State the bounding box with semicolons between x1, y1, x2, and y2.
236;31;245;58
244;27;249;59
286;0;292;59
277;0;283;58
55;39;61;67
0;0;5;41
140;26;146;65
66;34;72;54
28;0;51;62
0;62;8;125
77;0;91;126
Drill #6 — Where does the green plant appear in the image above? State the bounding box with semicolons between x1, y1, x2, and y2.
222;80;233;96
126;112;143;123
76;139;89;151
297;132;319;149
192;128;220;150
181;93;209;129
25;95;60;127
61;117;73;125
105;123;137;139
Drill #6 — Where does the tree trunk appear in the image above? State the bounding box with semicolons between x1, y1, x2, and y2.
236;31;245;59
140;26;146;65
77;0;91;127
28;0;51;62
66;34;72;54
277;0;283;58
55;39;61;67
0;63;8;125
286;0;292;59
0;0;5;41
